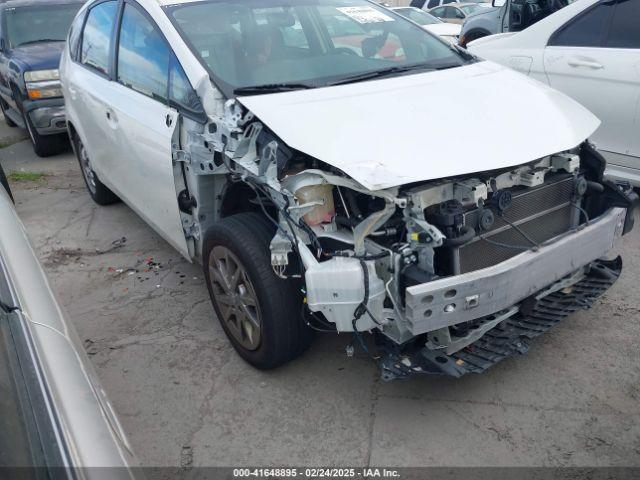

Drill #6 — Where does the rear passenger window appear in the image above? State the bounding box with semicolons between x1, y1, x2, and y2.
81;1;118;74
549;2;614;47
606;0;640;49
117;4;169;103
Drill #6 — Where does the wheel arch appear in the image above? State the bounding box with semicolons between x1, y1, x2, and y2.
219;181;262;218
461;28;492;47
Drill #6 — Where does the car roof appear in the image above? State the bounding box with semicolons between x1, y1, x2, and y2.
2;0;85;8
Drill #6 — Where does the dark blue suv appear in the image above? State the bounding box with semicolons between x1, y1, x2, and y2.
0;0;83;156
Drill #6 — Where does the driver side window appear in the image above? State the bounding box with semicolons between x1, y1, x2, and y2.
117;3;169;102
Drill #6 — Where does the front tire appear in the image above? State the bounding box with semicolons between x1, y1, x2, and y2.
24;112;66;158
71;132;120;205
1;100;17;128
203;212;313;369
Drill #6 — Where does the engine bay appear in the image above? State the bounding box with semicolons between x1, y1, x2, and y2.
171;98;636;379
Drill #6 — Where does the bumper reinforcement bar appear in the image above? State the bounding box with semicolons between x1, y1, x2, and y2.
380;257;622;380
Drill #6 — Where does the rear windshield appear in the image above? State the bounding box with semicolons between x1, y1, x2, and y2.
4;4;82;49
165;0;467;96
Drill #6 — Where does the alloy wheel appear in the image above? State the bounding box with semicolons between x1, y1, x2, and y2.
79;142;97;194
209;246;262;350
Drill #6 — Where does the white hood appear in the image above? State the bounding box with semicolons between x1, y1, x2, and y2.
238;61;599;191
424;23;461;37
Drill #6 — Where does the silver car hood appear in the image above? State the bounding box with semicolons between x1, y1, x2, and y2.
238;61;599;191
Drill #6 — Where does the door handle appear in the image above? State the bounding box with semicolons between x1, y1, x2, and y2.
165;113;173;128
567;59;603;69
105;108;118;128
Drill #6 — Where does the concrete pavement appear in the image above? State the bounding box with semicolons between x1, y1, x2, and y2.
1;123;639;468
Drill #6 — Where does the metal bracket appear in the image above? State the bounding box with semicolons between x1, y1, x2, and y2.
172;148;190;164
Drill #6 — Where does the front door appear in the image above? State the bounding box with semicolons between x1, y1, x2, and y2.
103;1;189;257
544;0;640;166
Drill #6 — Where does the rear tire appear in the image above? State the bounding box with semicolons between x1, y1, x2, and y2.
71;132;120;205
203;212;313;369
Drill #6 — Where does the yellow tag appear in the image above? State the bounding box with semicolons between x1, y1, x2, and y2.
410;232;419;241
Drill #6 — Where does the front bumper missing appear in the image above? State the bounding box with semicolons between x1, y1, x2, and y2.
404;207;627;335
380;256;623;380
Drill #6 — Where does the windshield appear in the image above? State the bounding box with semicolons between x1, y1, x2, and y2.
460;4;483;15
5;4;82;49
393;8;442;25
165;0;466;96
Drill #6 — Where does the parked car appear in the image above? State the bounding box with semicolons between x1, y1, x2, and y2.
411;0;493;9
459;0;572;46
61;0;636;380
0;162;136;474
468;0;640;186
0;0;84;157
392;7;461;43
429;3;486;24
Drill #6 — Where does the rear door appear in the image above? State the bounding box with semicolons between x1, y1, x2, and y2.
104;0;196;257
69;0;120;178
543;0;640;163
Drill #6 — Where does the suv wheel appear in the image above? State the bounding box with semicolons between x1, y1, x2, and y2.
0;100;17;128
24;112;65;158
203;212;313;369
71;133;120;205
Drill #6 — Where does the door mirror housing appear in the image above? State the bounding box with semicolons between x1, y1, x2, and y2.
492;0;507;7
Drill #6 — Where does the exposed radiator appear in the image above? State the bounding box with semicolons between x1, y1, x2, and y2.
458;175;577;273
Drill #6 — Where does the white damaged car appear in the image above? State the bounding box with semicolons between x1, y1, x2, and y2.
60;0;637;379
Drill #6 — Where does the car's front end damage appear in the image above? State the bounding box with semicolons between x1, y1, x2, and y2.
270;145;635;380
171;63;637;379
151;0;639;378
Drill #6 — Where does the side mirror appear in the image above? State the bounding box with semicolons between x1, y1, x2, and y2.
492;0;507;7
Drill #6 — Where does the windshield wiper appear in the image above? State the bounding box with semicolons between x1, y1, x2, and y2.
17;39;64;46
234;83;314;96
327;63;436;86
